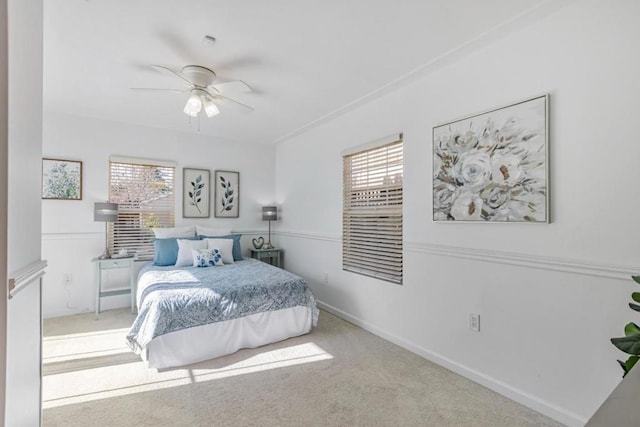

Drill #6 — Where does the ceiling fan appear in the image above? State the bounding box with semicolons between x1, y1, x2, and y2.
132;64;253;118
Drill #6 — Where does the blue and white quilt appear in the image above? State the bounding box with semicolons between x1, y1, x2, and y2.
126;258;318;353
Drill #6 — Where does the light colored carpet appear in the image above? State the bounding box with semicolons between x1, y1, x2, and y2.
42;309;563;427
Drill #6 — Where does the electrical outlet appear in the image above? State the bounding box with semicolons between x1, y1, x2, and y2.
469;313;480;332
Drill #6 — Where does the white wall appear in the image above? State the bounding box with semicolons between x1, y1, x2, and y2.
275;1;640;425
6;0;43;425
42;112;275;318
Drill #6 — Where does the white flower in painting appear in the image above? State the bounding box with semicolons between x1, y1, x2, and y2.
433;181;457;211
450;192;483;221
491;154;523;186
453;151;491;190
448;130;479;152
483;186;511;210
488;209;517;222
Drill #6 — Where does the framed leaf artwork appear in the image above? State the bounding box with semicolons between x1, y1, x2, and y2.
183;168;210;218
42;158;83;200
214;170;239;218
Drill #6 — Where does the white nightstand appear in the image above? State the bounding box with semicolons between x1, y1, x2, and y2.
92;256;135;319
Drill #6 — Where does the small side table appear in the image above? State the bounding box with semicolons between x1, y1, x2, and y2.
92;256;135;319
249;248;283;269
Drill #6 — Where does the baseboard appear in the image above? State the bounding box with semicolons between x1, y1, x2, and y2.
317;300;587;427
43;307;92;320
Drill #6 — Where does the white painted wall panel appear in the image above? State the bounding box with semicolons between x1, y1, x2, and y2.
6;0;43;425
274;1;640;425
41;113;276;317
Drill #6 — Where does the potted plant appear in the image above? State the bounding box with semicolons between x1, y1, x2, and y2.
611;275;640;377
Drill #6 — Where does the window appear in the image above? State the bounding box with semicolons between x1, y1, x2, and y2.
108;156;176;261
342;134;403;284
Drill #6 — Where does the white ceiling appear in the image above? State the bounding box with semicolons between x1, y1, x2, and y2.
43;0;558;144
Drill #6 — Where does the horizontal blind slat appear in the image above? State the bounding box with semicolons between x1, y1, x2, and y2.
343;139;403;284
108;159;175;261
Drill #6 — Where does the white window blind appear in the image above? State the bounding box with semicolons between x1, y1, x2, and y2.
108;157;175;261
343;136;403;284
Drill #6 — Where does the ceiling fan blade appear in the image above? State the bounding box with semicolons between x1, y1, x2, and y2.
202;89;253;113
214;94;254;112
130;87;187;93
210;80;253;94
150;65;194;87
156;30;201;65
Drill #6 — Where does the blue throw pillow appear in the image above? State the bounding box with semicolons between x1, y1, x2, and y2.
153;237;200;266
199;234;243;261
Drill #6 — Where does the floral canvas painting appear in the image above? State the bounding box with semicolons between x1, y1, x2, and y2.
183;168;210;218
433;95;548;222
42;158;82;200
214;170;239;218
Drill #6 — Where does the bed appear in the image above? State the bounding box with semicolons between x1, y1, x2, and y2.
126;257;318;369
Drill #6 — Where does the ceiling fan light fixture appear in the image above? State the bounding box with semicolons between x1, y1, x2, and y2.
203;96;220;117
183;90;202;117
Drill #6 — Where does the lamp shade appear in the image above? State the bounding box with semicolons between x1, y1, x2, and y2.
94;202;118;222
262;206;278;221
183;90;202;117
203;96;220;117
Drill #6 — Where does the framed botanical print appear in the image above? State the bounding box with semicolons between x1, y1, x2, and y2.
183;168;210;218
42;158;83;200
214;170;239;218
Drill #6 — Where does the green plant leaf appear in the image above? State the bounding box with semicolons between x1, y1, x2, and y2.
621;356;639;377
625;322;640;336
612;333;640;355
632;275;640;284
633;292;640;303
618;359;628;373
629;303;640;312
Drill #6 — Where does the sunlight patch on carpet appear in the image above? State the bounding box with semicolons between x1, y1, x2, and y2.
44;328;132;364
43;342;332;409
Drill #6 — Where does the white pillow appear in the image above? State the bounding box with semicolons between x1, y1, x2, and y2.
204;238;234;264
196;226;232;237
175;239;207;267
192;248;224;267
153;225;196;239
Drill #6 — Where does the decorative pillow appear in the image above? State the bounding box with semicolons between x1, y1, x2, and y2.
175;239;208;267
203;238;234;264
196;226;232;237
153;225;196;239
192;248;224;267
153;237;200;266
200;234;243;261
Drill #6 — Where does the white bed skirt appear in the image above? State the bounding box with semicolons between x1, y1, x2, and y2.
141;306;313;369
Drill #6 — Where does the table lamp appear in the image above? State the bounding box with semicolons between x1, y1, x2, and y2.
262;206;278;249
94;202;118;259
